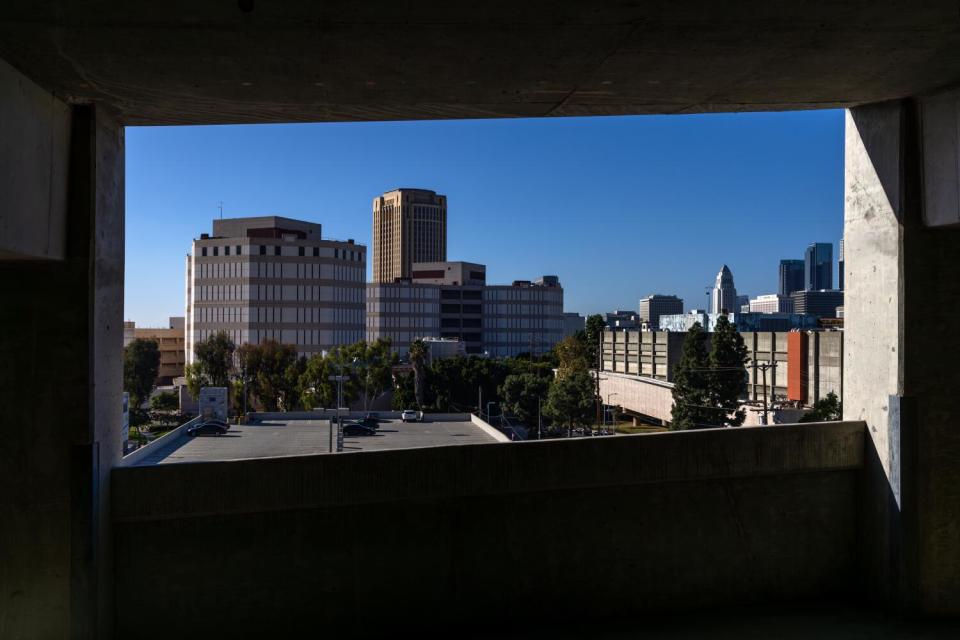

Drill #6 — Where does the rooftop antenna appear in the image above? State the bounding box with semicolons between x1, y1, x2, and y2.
218;201;223;219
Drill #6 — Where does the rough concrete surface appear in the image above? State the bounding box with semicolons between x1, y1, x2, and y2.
3;2;960;125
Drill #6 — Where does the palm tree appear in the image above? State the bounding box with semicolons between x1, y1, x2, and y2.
408;339;427;409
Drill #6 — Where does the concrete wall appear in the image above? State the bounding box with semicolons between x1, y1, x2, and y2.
846;98;960;614
0;58;70;260
598;371;675;424
111;422;864;637
0;102;124;638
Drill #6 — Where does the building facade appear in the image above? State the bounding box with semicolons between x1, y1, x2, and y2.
562;312;585;337
366;264;564;358
605;310;640;330
838;237;845;291
790;289;844;318
372;188;447;283
659;311;818;333
805;242;833;291
185;216;366;363
749;294;794;314
710;265;738;314
123;316;186;385
639;294;683;330
778;259;805;297
602;328;842;408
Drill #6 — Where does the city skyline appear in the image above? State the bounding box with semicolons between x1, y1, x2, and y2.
125;111;843;325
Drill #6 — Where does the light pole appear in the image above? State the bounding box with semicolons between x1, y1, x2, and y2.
537;396;542;440
605;392;618;433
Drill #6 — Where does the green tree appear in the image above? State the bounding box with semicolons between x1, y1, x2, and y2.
149;390;178;411
500;372;551;427
193;331;236;387
544;368;594;434
298;352;337;409
670;322;712;430
345;339;397;411
392;371;416;410
408;339;428;408
798;391;842;422
708;315;749;427
123;338;160;410
236;340;299;412
184;362;209;400
554;335;590;379
583;314;606;368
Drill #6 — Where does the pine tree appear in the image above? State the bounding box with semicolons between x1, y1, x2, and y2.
670;322;712;430
708;315;749;426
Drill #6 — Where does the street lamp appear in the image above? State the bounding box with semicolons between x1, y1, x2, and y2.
605;392;618;433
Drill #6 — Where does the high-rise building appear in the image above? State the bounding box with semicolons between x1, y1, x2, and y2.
838;238;845;291
805;242;833;291
366;263;564;358
639;294;683;330
185;216;366;363
372;188;447;283
778;259;805;297
711;265;738;314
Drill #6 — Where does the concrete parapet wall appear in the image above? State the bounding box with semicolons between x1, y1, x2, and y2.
112;422;864;636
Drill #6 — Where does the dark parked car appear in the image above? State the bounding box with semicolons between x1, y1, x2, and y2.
187;420;229;437
355;416;380;429
342;423;377;437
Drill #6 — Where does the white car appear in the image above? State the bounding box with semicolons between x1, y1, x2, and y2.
401;409;421;423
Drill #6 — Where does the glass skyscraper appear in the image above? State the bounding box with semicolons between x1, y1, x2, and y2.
805;242;833;291
779;259;805;296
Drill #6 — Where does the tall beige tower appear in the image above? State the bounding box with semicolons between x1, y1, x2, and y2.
372;188;447;283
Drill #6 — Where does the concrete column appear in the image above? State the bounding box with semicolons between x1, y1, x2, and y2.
0;97;124;637
845;100;960;613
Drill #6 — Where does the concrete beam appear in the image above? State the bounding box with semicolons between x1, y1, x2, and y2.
0;57;70;259
3;3;960;125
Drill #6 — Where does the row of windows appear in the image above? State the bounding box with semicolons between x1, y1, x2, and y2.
196;261;363;283
193;284;363;303
198;244;364;261
367;301;440;314
191;329;363;349
195;306;365;325
483;289;563;302
367;316;440;329
366;286;441;300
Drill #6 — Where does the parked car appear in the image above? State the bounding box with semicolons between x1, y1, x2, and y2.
401;409;422;423
363;412;380;422
356;416;380;429
187;420;229;437
342;423;377;437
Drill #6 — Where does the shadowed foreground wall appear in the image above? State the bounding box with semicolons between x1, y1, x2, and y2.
113;422;864;637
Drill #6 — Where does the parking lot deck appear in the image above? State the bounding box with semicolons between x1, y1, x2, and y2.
126;417;502;466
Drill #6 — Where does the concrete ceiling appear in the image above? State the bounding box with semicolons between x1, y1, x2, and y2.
3;1;960;125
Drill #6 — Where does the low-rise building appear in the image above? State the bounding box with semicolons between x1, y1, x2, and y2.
659;311;818;333
790;289;844;318
602;328;843;408
366;262;564;358
562;312;585;337
123;317;186;385
749;294;794;314
606;310;640;330
638;295;683;330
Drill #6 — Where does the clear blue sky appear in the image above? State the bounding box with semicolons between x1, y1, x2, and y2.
125;110;844;326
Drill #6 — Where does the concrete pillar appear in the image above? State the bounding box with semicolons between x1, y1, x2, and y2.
0;85;124;637
845;100;960;613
